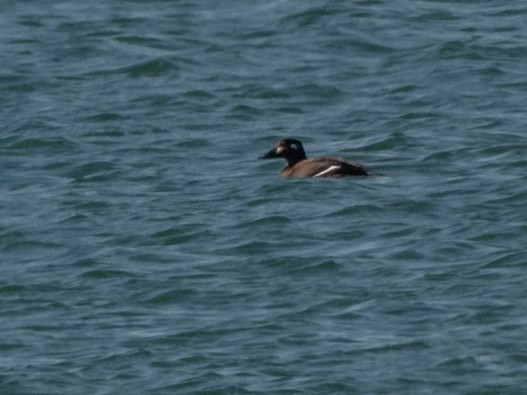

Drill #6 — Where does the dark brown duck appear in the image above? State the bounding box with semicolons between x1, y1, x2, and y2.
261;138;368;178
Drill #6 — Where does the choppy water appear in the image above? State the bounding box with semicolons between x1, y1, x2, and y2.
2;1;527;394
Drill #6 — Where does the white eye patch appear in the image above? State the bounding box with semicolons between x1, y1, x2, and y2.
276;146;285;154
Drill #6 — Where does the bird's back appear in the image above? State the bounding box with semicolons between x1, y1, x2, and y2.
281;157;368;178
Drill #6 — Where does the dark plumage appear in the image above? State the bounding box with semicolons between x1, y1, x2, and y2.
260;138;368;178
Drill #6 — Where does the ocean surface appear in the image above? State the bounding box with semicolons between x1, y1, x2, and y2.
1;1;527;394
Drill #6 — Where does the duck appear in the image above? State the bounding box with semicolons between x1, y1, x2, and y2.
260;138;368;178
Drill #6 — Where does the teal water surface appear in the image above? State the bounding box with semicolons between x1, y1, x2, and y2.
2;1;527;394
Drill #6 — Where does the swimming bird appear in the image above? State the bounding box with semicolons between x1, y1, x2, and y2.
260;138;368;178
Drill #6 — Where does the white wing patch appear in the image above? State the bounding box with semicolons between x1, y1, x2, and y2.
313;165;341;177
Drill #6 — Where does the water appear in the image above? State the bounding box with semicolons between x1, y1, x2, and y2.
2;1;527;393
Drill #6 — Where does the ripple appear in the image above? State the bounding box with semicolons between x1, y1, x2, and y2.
145;289;196;305
67;161;120;182
328;204;382;217
124;58;177;77
366;339;430;353
283;6;336;28
85;112;125;122
151;225;204;245
86;58;178;78
115;35;164;47
9;137;78;152
234;215;291;229
483;252;527;269
80;269;136;280
182;89;215;99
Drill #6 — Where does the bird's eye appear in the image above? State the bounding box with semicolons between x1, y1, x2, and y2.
290;144;297;150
